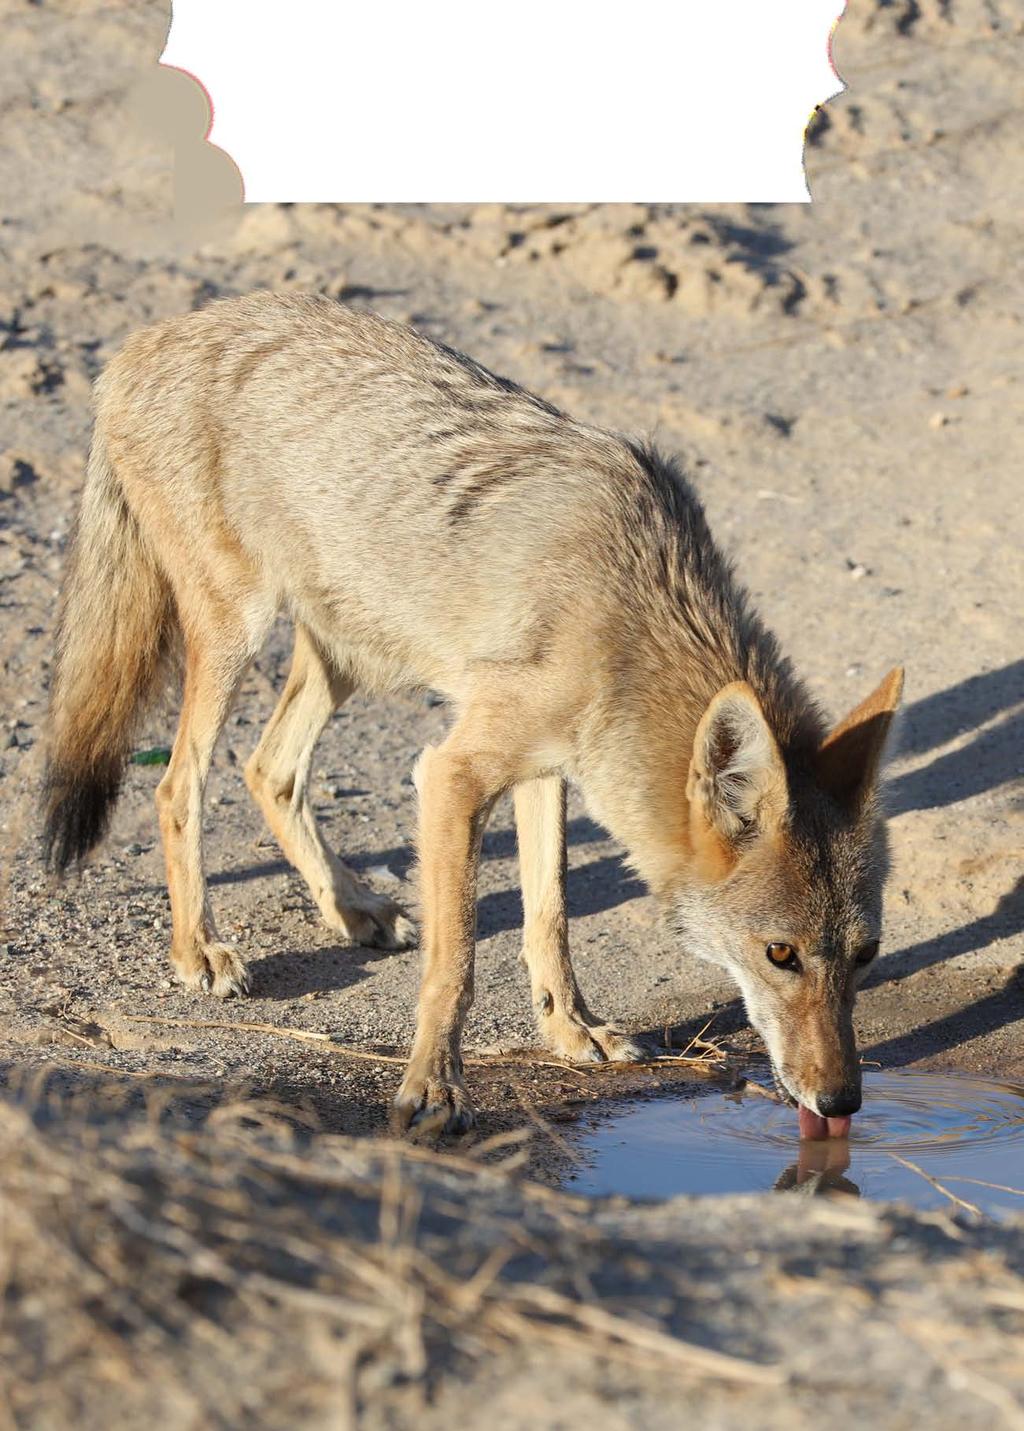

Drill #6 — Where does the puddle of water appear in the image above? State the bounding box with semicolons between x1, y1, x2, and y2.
566;1070;1024;1217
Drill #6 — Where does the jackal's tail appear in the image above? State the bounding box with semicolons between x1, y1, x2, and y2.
43;426;175;871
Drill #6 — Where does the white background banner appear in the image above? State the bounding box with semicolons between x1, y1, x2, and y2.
161;0;846;203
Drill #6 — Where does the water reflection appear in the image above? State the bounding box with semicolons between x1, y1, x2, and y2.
567;1070;1024;1217
772;1138;861;1199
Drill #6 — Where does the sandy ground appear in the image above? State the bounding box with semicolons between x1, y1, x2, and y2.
0;1;1022;1423
1;0;1020;1129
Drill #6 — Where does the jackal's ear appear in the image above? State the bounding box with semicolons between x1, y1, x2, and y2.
816;666;904;808
687;682;789;847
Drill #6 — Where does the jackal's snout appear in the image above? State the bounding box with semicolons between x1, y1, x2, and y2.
816;1085;862;1118
776;997;862;1122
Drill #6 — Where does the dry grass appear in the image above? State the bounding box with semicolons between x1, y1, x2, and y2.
0;1075;779;1430
117;1011;729;1078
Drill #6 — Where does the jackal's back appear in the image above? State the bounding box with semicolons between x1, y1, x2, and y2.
99;293;808;733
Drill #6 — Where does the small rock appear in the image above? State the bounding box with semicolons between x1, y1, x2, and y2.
0;454;39;495
929;411;950;429
847;562;869;580
946;383;969;399
366;864;401;885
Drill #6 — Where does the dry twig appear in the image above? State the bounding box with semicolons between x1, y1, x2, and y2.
889;1155;984;1217
118;1013;725;1077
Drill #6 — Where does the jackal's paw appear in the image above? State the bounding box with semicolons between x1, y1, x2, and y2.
543;1011;647;1065
364;904;418;952
390;1067;475;1138
323;896;418;952
175;942;251;999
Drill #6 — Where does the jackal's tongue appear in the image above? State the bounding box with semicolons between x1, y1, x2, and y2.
797;1105;853;1140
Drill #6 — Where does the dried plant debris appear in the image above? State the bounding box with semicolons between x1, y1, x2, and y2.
1;1079;1023;1430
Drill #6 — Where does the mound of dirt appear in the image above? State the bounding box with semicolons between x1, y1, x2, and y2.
452;205;807;316
845;0;1011;38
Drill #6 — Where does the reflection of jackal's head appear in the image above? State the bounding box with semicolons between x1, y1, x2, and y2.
674;669;904;1127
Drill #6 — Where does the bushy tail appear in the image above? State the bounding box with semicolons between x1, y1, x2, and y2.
43;427;174;871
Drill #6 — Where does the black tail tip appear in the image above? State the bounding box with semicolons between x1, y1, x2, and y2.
42;761;123;874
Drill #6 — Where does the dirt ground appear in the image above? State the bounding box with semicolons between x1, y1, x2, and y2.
0;1;1022;1424
1;0;1020;1135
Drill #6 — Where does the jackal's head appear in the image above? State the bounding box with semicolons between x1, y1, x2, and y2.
674;669;904;1134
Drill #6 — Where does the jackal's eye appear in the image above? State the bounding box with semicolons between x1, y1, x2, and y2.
855;939;880;967
766;942;800;972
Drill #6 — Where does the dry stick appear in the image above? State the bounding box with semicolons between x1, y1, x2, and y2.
735;1079;782;1104
47;1026;98;1049
672;1015;716;1061
121;1015;407;1063
938;1175;1024;1199
404;1238;777;1386
484;1284;784;1386
510;1083;584;1166
889;1154;984;1218
468;1127;533;1159
118;1013;722;1075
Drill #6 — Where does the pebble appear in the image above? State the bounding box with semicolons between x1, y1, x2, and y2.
366;864;401;885
929;411;950;429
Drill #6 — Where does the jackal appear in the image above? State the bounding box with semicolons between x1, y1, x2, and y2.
44;293;902;1137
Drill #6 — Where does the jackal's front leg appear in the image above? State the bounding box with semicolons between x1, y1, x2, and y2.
391;738;498;1136
514;776;643;1063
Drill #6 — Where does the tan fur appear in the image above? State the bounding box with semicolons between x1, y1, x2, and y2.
244;627;414;951
816;667;904;806
513;776;643;1065
45;294;905;1132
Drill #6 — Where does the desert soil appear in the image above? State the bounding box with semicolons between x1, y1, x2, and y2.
0;1;1022;1424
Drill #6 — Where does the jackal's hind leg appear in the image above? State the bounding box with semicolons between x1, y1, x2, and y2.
157;629;258;998
514;776;644;1063
245;626;415;950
